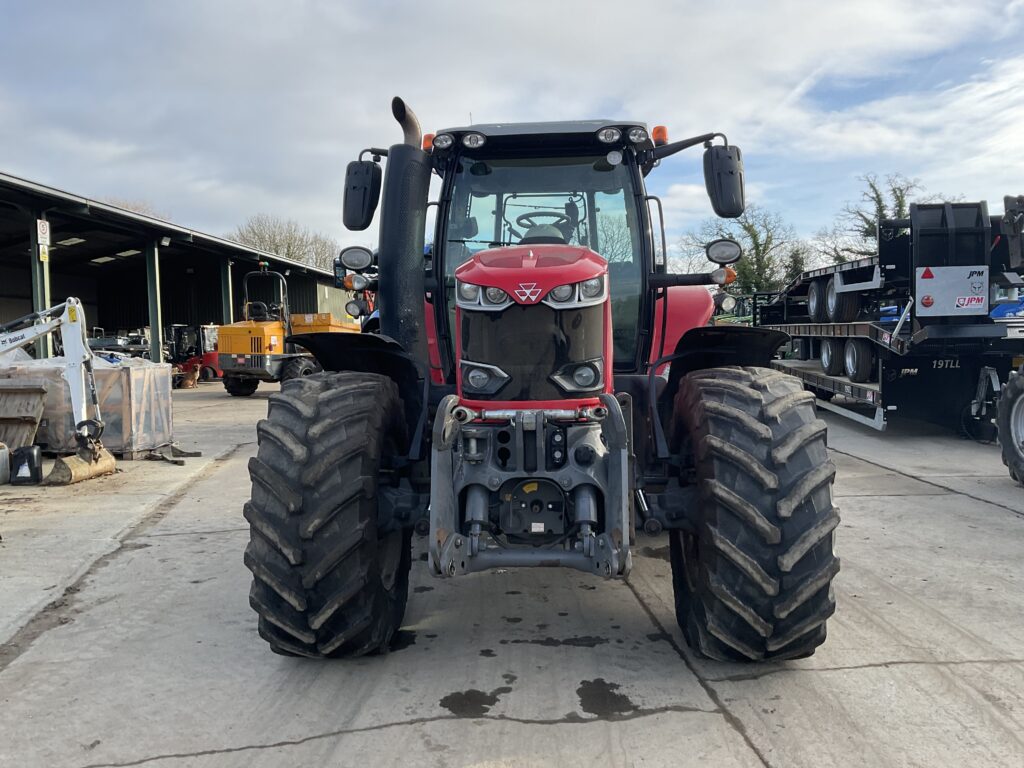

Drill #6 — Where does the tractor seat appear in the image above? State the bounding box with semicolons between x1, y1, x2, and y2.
248;301;269;321
520;224;566;245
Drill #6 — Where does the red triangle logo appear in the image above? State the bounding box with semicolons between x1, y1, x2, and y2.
921;267;935;279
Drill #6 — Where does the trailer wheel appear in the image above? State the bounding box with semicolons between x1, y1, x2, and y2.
820;339;844;376
825;277;859;322
997;371;1024;485
224;376;259;397
843;339;874;383
807;280;828;322
281;357;318;381
668;366;839;661
244;372;412;657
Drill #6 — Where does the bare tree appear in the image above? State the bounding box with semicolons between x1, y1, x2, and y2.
101;197;169;220
678;205;815;294
814;173;948;264
228;213;339;271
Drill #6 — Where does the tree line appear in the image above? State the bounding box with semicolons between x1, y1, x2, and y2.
674;173;938;295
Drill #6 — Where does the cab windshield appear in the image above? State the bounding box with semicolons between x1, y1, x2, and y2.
441;153;646;364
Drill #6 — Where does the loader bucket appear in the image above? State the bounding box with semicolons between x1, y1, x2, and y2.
46;445;117;485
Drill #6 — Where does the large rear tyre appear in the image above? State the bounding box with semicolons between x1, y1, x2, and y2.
807;281;827;322
668;366;839;661
997;370;1024;485
224;376;259;397
825;277;859;322
281;357;319;381
244;372;412;657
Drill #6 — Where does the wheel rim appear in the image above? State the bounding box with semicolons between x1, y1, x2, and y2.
821;341;832;369
1011;395;1024;454
826;280;837;316
808;285;820;317
844;342;858;375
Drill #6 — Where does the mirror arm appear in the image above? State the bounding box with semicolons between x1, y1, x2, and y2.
649;273;716;289
643;132;723;163
359;147;390;161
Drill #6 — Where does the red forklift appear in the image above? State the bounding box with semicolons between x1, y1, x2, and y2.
242;99;838;663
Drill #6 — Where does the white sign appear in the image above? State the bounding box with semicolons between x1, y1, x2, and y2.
36;219;50;247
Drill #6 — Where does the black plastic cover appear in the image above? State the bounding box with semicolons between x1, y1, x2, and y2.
703;145;745;219
342;160;382;231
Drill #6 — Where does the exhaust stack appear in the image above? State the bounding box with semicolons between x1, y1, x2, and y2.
376;97;430;361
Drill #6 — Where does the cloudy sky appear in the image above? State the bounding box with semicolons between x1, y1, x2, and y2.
1;1;1023;250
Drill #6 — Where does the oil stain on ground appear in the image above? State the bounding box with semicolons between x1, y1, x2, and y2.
439;686;513;717
641;545;670;562
576;678;636;718
499;635;608;648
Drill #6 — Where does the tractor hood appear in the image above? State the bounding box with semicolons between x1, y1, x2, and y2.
455;245;607;306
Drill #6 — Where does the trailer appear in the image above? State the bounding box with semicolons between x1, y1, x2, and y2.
754;196;1024;478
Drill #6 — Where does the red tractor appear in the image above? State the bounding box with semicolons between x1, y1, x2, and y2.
244;99;838;662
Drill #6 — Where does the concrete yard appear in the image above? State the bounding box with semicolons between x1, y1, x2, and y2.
1;384;1023;768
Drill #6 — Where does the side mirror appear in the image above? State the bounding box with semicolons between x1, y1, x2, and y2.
706;238;742;265
342;160;382;231
703;144;745;218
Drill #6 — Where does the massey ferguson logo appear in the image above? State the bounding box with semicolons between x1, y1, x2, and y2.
515;282;542;302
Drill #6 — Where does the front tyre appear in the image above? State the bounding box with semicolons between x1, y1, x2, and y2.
668;366;839;661
244;372;411;657
224;376;259;397
281;356;319;381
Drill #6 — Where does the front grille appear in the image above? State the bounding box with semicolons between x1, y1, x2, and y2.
250;337;264;354
460;304;604;401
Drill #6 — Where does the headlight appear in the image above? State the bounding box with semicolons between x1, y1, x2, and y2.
572;365;598;388
458;281;480;302
484;287;508;304
597;127;621;143
721;295;738;312
627;127;649;143
345;300;363;318
466;368;490;389
580;277;603;299
432;133;454;149
550;284;575;302
462;133;486;149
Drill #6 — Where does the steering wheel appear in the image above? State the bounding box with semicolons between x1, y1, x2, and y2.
516;212;571;229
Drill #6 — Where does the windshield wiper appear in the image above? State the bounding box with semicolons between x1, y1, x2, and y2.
447;239;516;247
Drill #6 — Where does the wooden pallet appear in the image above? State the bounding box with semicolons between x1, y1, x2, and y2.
0;379;47;450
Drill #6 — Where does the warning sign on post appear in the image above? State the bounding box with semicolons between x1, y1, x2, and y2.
39;244;49;263
36;219;50;247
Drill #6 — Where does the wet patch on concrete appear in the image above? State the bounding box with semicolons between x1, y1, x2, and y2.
535;623;548;630
646;631;672;643
576;678;636;718
439;686;513;718
505;590;521;595
641;545;670;562
503;616;522;624
502;672;517;684
479;648;496;658
557;611;569;617
413;586;434;593
390;630;417;651
501;635;608;648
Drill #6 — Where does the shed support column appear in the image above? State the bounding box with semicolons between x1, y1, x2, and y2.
221;257;234;323
146;240;164;363
29;212;52;357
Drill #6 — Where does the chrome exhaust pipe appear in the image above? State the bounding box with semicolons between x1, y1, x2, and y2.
391;97;422;148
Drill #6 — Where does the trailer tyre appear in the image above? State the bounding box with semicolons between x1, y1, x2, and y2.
820;339;843;376
826;277;859;322
244;372;412;658
843;339;874;383
807;280;828;322
997;370;1024;486
224;376;259;397
668;366;839;661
